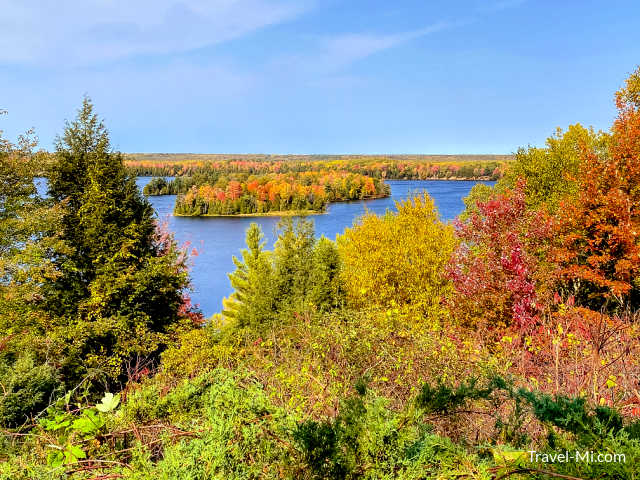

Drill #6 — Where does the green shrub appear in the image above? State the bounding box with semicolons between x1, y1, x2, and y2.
0;354;60;427
292;382;493;480
125;368;297;479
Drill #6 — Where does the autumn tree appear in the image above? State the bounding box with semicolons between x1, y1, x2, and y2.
554;67;640;312
462;124;608;219
506;124;608;212
0;125;57;325
337;194;455;318
460;182;494;221
447;181;554;331
0;114;63;426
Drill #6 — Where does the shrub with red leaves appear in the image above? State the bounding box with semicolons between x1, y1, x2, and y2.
446;180;554;332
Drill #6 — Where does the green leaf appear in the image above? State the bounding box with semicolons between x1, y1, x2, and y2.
72;410;104;435
64;444;86;464
41;416;71;431
85;408;105;425
96;392;120;412
72;417;95;434
47;451;64;468
491;448;528;466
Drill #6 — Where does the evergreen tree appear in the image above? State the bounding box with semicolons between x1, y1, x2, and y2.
47;97;156;314
308;236;344;310
272;218;315;306
46;98;194;382
223;220;344;336
223;223;276;330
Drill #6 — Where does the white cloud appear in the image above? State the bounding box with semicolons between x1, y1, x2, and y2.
270;21;456;90
265;20;458;85
0;0;310;65
318;22;452;70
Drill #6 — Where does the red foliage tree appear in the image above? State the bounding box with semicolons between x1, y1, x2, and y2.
226;180;243;201
446;181;554;332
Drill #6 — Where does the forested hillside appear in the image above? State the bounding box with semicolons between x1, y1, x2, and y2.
2;68;640;479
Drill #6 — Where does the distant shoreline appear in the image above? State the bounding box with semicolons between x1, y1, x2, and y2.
174;209;325;217
381;176;495;181
125;153;513;162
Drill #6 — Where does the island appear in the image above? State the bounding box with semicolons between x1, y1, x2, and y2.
147;171;390;216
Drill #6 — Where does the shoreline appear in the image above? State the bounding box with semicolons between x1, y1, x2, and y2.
381;176;496;181
172;193;391;217
174;209;326;218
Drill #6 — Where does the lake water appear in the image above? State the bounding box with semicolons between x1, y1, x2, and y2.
135;178;494;317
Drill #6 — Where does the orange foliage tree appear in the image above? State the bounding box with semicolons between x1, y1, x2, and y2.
554;67;640;312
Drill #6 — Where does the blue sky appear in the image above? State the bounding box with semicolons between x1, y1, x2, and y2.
1;0;638;154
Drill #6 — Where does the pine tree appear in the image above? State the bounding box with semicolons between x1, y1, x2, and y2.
223;223;276;330
46;97;194;382
272;218;315;305
308;236;344;310
223;220;344;336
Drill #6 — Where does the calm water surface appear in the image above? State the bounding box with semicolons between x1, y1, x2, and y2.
135;178;494;316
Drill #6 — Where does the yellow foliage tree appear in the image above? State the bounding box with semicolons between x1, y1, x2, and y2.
337;193;456;318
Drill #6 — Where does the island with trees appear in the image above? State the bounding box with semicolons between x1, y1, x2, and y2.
170;171;389;216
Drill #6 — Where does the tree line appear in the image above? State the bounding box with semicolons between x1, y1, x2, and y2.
127;157;506;180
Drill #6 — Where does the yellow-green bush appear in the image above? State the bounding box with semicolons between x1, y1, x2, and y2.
337;193;456;319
